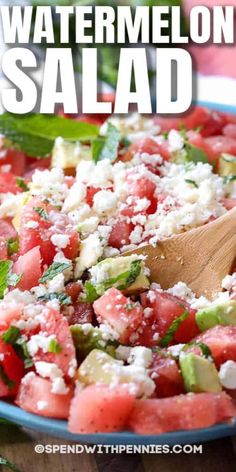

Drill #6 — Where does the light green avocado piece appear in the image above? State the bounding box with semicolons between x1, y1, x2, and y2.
70;324;117;358
89;254;150;295
196;300;236;332
219;153;236;177
51;138;92;169
179;353;222;393
78;349;121;385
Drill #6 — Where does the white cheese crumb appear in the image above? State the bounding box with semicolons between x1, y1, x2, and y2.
219;361;236;389
51;233;70;249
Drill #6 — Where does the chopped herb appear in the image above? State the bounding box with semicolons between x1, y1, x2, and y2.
84;260;142;302
92;123;120;163
33;207;49;220
39;262;72;284
0;261;21;299
184;179;198;188
16;177;29;192
2;326;33;369
0;456;21;472
223;175;236;184
185;143;209;164
120;136;131;148
0;113;99;158
125;303;135;312
7;238;19;256
158;310;190;348
0;366;15;390
48;338;62;354
162;131;169;140
2;326;21;345
37;292;72;306
182;341;212;359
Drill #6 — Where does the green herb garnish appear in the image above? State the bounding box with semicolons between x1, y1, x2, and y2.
0;456;21;472
48;338;62;354
92;123;120;163
39;262;72;284
33;207;49;220
0;261;21;299
158;310;190;348
1;326;33;369
223;175;236;184
184;179;198;188
37;292;72;306
0;366;15;390
182;341;212;359
7;238;19;256
16;177;29;192
0;113;99;158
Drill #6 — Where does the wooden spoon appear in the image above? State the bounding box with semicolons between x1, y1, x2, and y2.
123;207;236;300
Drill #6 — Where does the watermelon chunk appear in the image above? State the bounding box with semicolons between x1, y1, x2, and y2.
14;246;42;291
193;326;236;368
128;392;236;434
0;339;25;397
16;373;73;419
93;288;143;343
150;353;184;398
68;384;135;433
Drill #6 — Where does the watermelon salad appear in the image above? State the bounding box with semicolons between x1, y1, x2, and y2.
0;106;236;435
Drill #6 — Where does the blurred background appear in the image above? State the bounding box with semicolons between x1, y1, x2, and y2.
0;0;236;107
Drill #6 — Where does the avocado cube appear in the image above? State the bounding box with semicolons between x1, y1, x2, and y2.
78;349;122;385
51;138;92;169
179;353;222;393
219;153;236;177
196;301;236;332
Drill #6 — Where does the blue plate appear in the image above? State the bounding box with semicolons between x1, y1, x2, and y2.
0;400;236;445
1;100;236;445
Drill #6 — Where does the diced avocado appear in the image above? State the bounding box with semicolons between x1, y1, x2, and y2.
51;138;92;169
219;153;236;177
78;349;122;385
179;353;222;393
196;301;236;332
89;255;150;296
70;324;117;358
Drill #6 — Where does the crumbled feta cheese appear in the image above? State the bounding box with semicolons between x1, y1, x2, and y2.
25;220;39;229
168;129;184;152
47;273;65;294
51;233;70;249
74;233;104;277
93;190;117;216
37;401;48;411
35;361;63;380
219;361;236;389
62;182;86;213
51;377;69;395
27;334;56;357
222;273;236;291
128;346;153;368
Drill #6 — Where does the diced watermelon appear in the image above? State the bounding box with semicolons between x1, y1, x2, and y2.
108;219;134;249
68;302;94;325
223;123;236;139
0;338;25;397
222;198;236;210
0;304;22;330
0;147;26;176
65;282;82;303
86;186;101;206
0;238;8;259
124;137;171;162
128;392;236;434
205;136;236;159
127;174;157;200
16;373;73;419
68;384;135;433
141;290;199;343
33;307;77;379
0;173;22;194
193;326;236;368
0;219;18;240
62;230;79;260
150;353;184;398
93;288;143;343
14;246;42;291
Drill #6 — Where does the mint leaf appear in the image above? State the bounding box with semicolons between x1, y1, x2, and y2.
0;456;21;472
184;179;198;188
33;206;49;220
158;310;190;348
0;366;15;390
92;123;120;163
183;341;212;359
185;143;209;164
37;292;72;306
7;238;19;256
84;260;142;301
0;261;21;298
16;177;29;192
0;113;99;158
39;262;72;284
48;338;62;354
223;175;236;184
2;326;21;344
